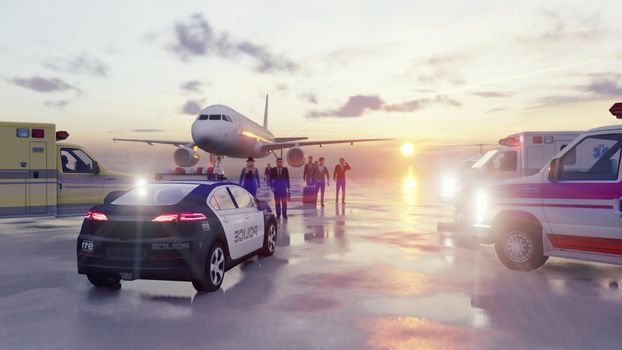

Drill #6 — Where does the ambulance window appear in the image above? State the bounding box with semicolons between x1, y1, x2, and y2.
229;186;255;208
210;187;236;210
559;134;622;181
209;115;221;120
492;151;517;172
60;148;96;174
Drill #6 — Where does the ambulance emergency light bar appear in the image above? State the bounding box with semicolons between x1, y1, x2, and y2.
610;102;622;119
498;136;522;147
56;131;69;141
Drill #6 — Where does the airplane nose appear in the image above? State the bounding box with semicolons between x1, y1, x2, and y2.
191;120;237;152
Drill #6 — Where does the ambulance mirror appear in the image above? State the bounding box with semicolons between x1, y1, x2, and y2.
548;158;559;182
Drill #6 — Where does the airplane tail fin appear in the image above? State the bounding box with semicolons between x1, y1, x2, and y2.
263;94;269;129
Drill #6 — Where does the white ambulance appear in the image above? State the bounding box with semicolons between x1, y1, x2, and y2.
440;131;581;223
473;103;622;270
0;122;135;218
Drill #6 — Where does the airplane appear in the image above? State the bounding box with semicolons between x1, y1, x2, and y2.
113;95;391;172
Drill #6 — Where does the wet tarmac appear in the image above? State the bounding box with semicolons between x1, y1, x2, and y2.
2;176;622;349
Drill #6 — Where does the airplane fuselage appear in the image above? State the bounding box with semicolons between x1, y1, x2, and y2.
191;105;275;159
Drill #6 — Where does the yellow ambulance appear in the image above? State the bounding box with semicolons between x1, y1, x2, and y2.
0;121;135;217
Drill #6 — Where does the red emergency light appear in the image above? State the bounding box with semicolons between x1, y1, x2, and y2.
609;102;622;119
499;136;521;147
56;131;69;141
31;129;45;138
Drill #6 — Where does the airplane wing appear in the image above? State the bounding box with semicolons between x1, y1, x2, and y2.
274;137;308;142
113;138;194;147
261;138;393;152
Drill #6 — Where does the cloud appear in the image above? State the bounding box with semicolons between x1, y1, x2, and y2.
415;54;466;86
306;94;460;118
581;77;622;96
44;100;69;109
180;80;203;93
471;91;512;98
170;13;297;73
130;129;164;133
299;92;318;104
181;99;205;115
10;76;80;94
530;74;622;109
518;10;603;45
44;55;108;77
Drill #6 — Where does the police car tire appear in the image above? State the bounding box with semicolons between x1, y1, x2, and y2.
192;242;226;292
87;273;121;288
259;222;277;257
495;223;548;271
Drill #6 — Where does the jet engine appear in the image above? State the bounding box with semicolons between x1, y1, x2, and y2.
174;147;200;167
286;148;305;167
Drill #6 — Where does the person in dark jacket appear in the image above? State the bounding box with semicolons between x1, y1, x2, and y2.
315;157;330;207
269;158;290;219
333;157;351;203
239;157;261;197
302;156;315;186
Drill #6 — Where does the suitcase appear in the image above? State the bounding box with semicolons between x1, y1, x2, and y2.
302;185;318;205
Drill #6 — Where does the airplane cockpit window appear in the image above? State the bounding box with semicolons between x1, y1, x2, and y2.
223;115;232;122
198;115;209;120
209;115;221;120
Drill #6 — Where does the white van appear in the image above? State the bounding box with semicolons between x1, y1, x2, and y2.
473;103;622;270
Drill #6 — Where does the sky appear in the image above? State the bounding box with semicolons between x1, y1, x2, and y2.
1;0;621;176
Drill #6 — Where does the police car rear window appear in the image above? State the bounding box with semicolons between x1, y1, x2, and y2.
112;184;198;206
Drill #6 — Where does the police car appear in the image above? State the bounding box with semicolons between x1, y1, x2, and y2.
77;181;277;292
473;103;622;270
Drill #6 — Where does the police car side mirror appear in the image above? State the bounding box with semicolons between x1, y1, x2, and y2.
548;158;559;183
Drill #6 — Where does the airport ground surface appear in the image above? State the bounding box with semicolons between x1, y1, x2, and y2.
2;177;622;350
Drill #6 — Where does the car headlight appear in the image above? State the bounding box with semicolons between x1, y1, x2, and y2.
474;190;488;223
440;174;459;197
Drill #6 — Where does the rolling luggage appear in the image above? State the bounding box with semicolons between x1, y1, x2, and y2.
302;185;318;205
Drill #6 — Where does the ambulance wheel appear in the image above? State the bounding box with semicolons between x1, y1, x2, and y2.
193;242;226;292
495;223;548;271
87;273;121;288
259;222;277;257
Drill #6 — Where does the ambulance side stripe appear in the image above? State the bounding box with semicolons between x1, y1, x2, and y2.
549;234;622;256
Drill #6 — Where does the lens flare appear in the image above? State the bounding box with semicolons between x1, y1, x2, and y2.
400;142;415;157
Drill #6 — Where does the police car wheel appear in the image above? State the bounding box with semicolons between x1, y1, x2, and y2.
87;273;121;288
259;222;277;257
193;242;226;292
495;224;547;271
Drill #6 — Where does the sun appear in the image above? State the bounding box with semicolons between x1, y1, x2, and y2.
400;142;415;157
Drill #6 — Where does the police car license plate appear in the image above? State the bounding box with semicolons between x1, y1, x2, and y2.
120;272;134;281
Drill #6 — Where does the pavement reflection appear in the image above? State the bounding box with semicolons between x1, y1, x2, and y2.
2;172;622;349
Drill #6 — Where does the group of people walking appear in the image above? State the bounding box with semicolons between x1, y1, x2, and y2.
302;156;350;206
239;155;350;219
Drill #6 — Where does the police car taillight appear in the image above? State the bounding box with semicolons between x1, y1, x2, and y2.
610;102;622;119
152;213;207;222
85;211;108;221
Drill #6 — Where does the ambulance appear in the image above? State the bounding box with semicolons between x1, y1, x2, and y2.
0;122;135;218
440;131;581;224
473;103;622;270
